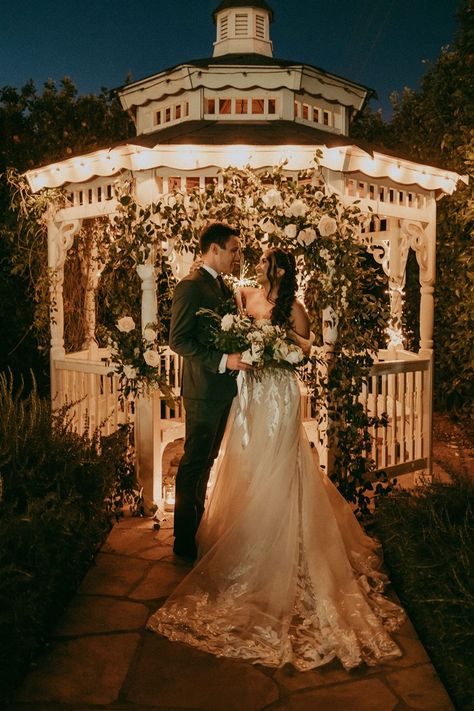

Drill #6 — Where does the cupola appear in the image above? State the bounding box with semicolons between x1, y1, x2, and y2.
212;0;274;57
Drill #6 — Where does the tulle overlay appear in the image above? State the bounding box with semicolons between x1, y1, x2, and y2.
147;370;405;670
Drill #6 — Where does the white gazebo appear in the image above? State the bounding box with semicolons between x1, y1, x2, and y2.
25;0;465;508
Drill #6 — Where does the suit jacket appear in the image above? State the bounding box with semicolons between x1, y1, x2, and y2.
169;267;238;401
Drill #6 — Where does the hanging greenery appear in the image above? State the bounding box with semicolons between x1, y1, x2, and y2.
100;157;391;514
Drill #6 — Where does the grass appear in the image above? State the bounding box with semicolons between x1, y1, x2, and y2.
374;474;474;711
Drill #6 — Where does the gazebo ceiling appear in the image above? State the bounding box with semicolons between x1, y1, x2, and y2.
25;120;465;196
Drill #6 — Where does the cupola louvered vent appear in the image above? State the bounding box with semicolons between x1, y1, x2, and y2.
256;14;265;38
219;14;229;40
235;13;249;36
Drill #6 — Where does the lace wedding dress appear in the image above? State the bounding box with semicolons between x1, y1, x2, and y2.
147;368;405;671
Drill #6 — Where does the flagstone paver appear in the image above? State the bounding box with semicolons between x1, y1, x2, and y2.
15;516;456;711
385;663;455;710
78;551;150;596
17;633;140;706
131;560;191;600
54;596;149;636
274;677;399;711
125;634;279;710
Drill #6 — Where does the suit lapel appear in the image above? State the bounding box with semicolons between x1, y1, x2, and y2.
197;267;223;298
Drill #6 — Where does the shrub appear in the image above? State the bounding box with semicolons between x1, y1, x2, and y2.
0;372;139;695
374;478;474;710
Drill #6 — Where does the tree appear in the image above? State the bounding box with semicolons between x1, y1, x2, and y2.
351;0;474;414
0;78;134;390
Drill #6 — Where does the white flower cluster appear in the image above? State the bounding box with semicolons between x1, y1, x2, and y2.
112;316;163;391
220;314;304;369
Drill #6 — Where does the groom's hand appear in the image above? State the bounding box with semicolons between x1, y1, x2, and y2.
227;353;254;371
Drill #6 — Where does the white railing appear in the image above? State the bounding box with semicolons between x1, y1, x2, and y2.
54;349;133;437
54;347;431;480
300;348;431;478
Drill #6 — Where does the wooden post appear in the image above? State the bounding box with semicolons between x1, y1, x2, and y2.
47;216;82;402
135;261;161;510
322;306;338;476
80;225;100;360
401;212;436;480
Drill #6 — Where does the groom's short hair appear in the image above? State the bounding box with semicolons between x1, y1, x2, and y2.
200;222;240;254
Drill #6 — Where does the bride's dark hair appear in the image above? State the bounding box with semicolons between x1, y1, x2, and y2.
266;248;298;327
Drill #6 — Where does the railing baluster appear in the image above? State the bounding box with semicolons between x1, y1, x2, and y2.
380;374;388;468
400;371;406;463
388;372;396;466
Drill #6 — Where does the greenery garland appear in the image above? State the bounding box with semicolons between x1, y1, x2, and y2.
103;157;391;514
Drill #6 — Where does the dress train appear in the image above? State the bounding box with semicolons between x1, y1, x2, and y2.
147;370;405;671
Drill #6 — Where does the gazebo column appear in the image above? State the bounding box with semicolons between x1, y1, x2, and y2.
80;225;100;359
322;306;338;476
387;222;409;353
47;215;82;400
135;262;162;510
400;217;435;355
401;215;436;478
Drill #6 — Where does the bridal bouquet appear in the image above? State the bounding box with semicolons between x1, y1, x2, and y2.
197;309;305;371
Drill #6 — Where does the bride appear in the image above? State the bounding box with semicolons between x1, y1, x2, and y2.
147;247;405;671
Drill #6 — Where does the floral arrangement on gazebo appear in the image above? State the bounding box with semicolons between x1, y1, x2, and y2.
96;156;391;514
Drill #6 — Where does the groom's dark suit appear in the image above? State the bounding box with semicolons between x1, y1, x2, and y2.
169;267;237;558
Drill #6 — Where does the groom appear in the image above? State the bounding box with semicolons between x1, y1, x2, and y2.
169;222;252;560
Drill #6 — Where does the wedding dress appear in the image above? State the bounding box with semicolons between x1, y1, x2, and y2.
147;366;405;671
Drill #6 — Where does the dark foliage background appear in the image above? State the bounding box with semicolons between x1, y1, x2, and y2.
0;373;140;698
351;0;474;416
0;78;134;393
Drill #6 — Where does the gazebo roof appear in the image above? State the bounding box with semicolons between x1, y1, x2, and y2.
128;121;362;148
25;120;466;196
117;55;375;114
212;0;274;21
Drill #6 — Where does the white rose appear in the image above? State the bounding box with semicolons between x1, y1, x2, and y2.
259;218;276;234
123;364;138;379
289;199;308;217
262;188;283;208
221;314;235;331
143;349;160;367
143;327;157;342
318;215;337;237
167;195;177;208
314;190;324;201
117;316;135;333
284;223;297;240
285;347;304;364
297;228;317;246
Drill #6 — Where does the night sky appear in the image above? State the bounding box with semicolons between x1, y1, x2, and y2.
0;0;461;118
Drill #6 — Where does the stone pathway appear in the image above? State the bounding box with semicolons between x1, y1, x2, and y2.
14;516;455;711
